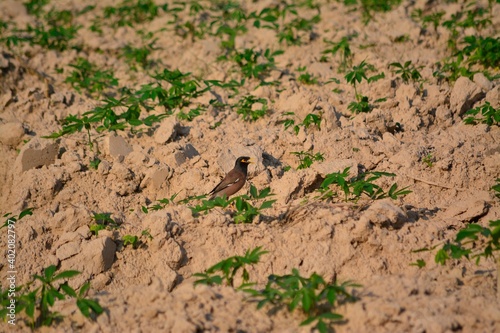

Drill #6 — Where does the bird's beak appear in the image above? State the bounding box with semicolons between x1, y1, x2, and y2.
247;158;254;164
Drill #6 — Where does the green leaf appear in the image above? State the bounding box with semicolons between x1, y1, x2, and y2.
76;299;90;317
19;208;34;219
250;185;258;198
455;224;484;242
319;312;343;320
53;270;81;281
301;290;312;313
60;282;77;297
44;265;57;280
79;282;91;298
435;249;449;265
316;319;328;333
259;200;276;210
300;316;317;326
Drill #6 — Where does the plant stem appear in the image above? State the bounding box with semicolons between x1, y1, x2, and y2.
497;255;500;300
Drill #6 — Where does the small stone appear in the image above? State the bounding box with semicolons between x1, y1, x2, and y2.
15;137;58;172
151;167;171;189
154;118;179;144
473;73;493;92
85;237;116;272
98;159;111;175
443;198;488;222
56;241;81;260
0;122;25;147
108;163;138;196
359;200;407;228
107;134;132;158
450;77;484;116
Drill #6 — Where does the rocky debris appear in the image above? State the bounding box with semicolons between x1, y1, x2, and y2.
140;164;172;190
359;200;408;228
154;117;180;144
450;77;484;116
107;162;140;196
443;196;489;222
473;73;493;92
272;169;321;203
106;133;133;158
14;137;58;172
311;158;358;178
60;236;116;287
56;240;81;261
153;258;179;291
0;122;25;146
485;85;500;108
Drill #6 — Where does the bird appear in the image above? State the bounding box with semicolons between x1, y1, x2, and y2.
209;156;252;199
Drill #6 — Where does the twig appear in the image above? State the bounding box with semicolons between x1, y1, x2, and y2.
404;174;463;190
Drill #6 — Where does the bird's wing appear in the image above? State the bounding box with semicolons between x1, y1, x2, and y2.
209;170;240;195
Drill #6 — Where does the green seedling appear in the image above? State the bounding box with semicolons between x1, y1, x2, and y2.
347;95;371;113
434;221;500;265
411;9;445;33
414;181;500;298
65;58;118;97
103;0;169;28
193;247;359;333
225;48;283;81
291;151;324;169
45;68;208;146
278;14;321;45
415;219;500;298
141;193;179;213
443;6;492;52
3;7;83;51
189;185;275;224
316;167;411;202
342;0;402;24
0;265;102;328
204;78;245;98
24;0;50;17
141;228;153;240
89;213;119;236
433;5;498;82
282;112;321;135
463;102;500;126
4;21;81;52
177;106;205;121
389;61;423;84
393;34;410;43
122;235;139;249
249;269;359;333
345;60;385;113
322;35;355;72
89;157;101;170
422;154;434;168
492;179;500;199
297;66;318;85
172;2;208;41
121;39;158;71
409;259;426;268
193;246;268;287
461;36;500;70
2;208;34;228
233;95;268;121
249;7;280;30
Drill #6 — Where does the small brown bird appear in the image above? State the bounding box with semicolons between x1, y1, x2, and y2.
209;156;252;199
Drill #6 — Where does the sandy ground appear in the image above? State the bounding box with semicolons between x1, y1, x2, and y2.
1;0;500;332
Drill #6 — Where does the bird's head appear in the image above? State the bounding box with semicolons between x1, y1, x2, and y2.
236;156;252;165
235;156;252;172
